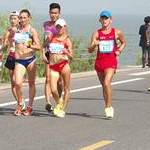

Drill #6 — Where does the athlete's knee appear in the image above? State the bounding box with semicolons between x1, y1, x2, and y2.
15;81;22;89
45;77;50;83
51;88;58;96
64;86;69;93
103;80;111;88
28;80;35;88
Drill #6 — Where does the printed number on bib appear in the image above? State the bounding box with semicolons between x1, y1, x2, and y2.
49;43;64;54
14;33;30;44
99;40;114;53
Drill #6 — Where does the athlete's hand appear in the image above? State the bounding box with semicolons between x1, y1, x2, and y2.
115;50;121;56
42;55;49;64
63;49;68;54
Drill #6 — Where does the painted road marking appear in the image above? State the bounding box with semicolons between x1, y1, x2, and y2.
0;78;144;107
78;140;115;150
129;71;150;76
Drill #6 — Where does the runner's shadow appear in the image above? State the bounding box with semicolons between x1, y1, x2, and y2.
66;112;111;120
31;109;55;117
70;97;103;101
0;107;14;115
114;88;149;94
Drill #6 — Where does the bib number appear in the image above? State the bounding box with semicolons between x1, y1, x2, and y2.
14;33;30;44
99;40;114;53
49;43;64;54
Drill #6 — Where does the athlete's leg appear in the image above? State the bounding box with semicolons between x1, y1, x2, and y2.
103;68;115;107
57;76;63;98
147;47;150;66
45;64;51;104
14;63;26;104
97;68;115;107
142;47;146;67
61;64;71;111
50;70;61;104
9;70;18;102
26;61;37;107
96;71;107;104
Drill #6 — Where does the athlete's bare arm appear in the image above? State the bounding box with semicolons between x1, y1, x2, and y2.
64;37;74;60
30;28;40;51
88;31;99;53
41;31;53;63
115;29;126;54
1;30;10;51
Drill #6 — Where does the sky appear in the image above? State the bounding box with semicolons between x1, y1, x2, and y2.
0;0;150;16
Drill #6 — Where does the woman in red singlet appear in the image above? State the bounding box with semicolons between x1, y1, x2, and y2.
42;3;63;112
89;10;126;119
44;18;73;118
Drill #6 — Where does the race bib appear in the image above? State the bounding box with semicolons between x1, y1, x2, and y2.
49;43;64;54
14;33;30;44
99;40;114;53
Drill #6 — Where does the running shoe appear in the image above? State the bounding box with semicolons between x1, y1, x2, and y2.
23;107;33;116
104;106;114;119
45;103;53;112
148;87;150;91
53;103;61;116
21;102;26;110
14;105;23;116
56;110;65;118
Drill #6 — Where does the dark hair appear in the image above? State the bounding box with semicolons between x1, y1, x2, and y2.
144;16;150;24
20;9;31;17
49;3;61;11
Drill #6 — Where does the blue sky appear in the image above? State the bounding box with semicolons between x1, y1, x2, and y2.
0;0;150;15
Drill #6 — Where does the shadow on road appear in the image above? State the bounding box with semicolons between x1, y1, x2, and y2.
66;112;112;120
0;107;14;115
114;88;150;94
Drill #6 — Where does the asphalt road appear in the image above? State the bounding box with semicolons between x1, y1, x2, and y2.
0;67;150;150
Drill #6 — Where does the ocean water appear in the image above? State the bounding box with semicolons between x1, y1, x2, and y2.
34;14;145;66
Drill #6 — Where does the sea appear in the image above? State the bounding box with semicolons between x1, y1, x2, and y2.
26;14;148;66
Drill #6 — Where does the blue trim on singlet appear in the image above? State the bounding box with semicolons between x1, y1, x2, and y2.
15;56;36;68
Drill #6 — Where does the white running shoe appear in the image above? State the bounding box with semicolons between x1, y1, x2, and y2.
104;106;114;119
21;102;26;110
56;110;65;118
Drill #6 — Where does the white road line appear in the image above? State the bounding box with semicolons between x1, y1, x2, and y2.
129;71;150;76
0;78;144;107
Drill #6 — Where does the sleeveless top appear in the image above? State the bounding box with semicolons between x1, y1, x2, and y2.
13;25;32;45
43;21;57;52
43;21;57;38
48;36;68;55
96;28;117;60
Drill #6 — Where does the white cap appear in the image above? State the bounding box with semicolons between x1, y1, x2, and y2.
55;18;67;27
10;11;19;17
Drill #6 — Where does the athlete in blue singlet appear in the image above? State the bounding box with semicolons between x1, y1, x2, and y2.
13;9;40;116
